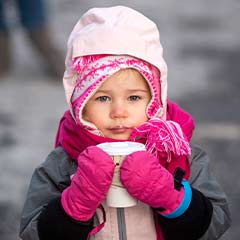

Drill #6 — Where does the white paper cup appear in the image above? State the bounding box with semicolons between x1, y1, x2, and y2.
97;142;146;208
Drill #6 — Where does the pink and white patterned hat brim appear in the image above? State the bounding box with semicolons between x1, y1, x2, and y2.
71;55;163;131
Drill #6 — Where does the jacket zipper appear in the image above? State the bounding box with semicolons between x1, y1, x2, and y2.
117;208;127;240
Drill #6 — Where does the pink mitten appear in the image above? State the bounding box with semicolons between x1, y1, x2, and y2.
120;151;191;217
61;146;114;221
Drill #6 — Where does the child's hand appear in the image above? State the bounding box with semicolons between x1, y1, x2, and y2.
61;146;114;221
120;151;185;214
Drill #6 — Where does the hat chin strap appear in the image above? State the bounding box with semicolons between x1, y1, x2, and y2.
78;109;104;136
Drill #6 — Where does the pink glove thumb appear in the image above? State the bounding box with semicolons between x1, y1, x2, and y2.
61;146;114;221
120;151;191;217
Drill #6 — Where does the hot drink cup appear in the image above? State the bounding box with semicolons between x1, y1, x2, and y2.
97;142;146;208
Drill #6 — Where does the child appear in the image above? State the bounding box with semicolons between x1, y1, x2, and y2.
19;6;230;240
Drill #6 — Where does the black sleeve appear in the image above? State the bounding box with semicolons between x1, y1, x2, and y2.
37;197;94;240
157;187;213;240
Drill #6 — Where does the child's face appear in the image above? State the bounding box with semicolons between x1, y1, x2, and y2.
83;69;151;140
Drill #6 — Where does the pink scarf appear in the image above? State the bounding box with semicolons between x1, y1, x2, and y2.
55;100;194;179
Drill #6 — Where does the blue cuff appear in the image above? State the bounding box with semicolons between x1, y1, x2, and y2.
160;180;192;219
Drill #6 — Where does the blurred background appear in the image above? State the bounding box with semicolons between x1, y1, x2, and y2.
0;0;239;239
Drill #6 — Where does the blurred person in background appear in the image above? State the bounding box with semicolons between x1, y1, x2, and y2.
0;0;64;78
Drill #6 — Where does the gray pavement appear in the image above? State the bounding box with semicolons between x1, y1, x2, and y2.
0;0;239;239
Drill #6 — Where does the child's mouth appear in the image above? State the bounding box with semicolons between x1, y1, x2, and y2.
109;126;131;134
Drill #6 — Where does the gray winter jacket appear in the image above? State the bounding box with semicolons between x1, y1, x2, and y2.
19;144;231;240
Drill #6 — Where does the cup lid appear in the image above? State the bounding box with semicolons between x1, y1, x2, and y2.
97;141;145;155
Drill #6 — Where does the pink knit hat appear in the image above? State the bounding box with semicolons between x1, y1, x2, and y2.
71;54;162;129
63;6;168;128
62;6;191;158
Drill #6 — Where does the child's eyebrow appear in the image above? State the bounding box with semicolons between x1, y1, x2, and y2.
127;89;149;92
96;89;149;93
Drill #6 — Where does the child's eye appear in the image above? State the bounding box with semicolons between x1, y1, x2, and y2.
128;95;141;101
96;96;111;102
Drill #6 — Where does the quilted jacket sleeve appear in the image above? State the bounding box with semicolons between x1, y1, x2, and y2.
19;147;77;240
189;145;231;239
157;144;231;240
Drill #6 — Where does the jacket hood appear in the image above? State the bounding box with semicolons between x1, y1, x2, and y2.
63;5;168;119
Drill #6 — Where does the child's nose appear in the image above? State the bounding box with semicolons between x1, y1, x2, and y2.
110;103;128;118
